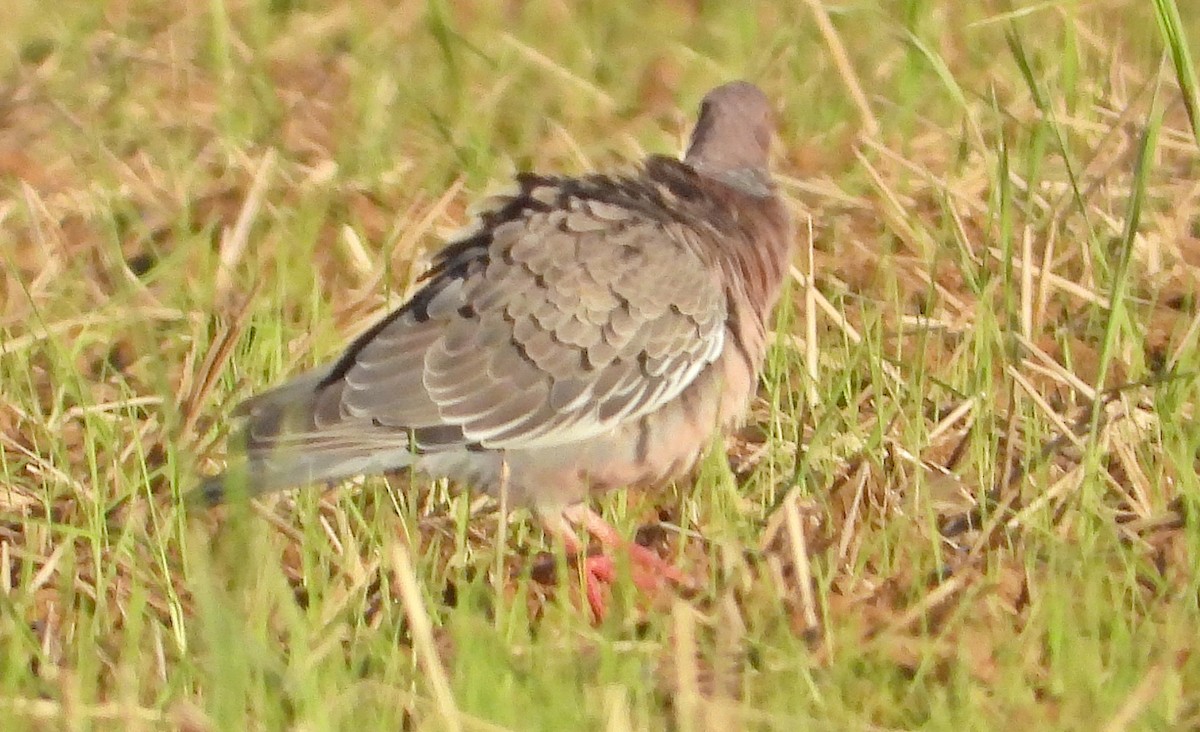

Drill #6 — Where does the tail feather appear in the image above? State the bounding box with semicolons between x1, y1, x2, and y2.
188;367;420;506
232;365;332;418
187;445;420;506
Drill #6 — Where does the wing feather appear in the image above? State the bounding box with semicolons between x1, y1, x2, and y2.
233;167;729;462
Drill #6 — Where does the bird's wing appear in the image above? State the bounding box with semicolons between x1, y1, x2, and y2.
331;173;729;451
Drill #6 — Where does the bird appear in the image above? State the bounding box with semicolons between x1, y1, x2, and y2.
191;80;795;617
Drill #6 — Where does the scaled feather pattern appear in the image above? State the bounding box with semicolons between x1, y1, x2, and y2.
194;80;795;519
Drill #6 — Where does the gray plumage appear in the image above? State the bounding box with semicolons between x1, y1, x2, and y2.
192;80;793;519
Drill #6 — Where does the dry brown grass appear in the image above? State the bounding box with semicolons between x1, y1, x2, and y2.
2;1;1199;729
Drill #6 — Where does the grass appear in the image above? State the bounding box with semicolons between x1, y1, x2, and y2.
2;0;1200;729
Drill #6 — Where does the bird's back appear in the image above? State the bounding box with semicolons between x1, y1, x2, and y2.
193;81;793;509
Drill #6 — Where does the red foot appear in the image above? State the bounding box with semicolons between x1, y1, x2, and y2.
579;544;690;620
582;554;616;620
544;505;693;621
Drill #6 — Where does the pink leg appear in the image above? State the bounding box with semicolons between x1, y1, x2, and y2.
541;505;691;619
565;504;691;589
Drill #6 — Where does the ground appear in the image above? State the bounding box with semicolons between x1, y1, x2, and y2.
1;1;1199;729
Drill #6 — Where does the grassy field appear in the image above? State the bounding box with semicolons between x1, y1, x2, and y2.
2;0;1200;729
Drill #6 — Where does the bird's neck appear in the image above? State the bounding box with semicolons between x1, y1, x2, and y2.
690;165;774;199
717;187;794;327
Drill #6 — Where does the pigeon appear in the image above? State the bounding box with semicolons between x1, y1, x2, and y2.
192;80;794;616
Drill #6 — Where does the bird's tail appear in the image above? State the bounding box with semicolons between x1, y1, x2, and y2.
186;369;419;506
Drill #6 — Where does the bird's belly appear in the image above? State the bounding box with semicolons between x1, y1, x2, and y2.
417;358;757;513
